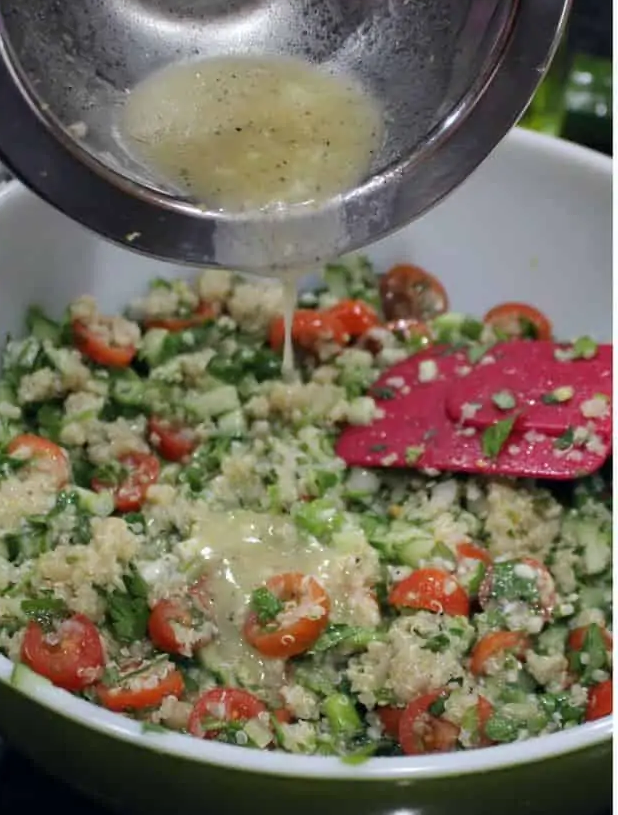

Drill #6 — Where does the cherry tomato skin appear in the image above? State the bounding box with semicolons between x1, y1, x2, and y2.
477;696;495;747
456;542;492;566
470;631;530;676
379;264;449;322
72;320;136;367
269;310;347;352
483;302;552;341
144;301;217;332
244;573;330;659
326;300;380;338
97;669;185;712
21;614;105;691
377;706;404;740
399;690;460;755
148;600;193;655
389;568;470;617
7;433;70;487
92;452;160;513
148;416;197;462
189;688;267;739
568;625;613;653
586;681;612;721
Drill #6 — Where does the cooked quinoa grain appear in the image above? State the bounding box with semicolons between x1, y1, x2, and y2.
0;258;612;758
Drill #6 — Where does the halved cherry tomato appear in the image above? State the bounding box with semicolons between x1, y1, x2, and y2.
269;310;348;353
325;299;380;338
144;301;217;333
243;573;330;659
586;680;612;721
72;320;136;368
568;625;613;653
388;568;470;617
483;302;552;341
477;696;495;747
399;689;460;755
379;264;449;322
376;706;404;740
21;613;105;691
148;416;198;462
479;557;556;621
7;433;69;487
456;542;492;566
148;600;192;655
148;595;213;657
189;688;267;739
92;451;160;513
470;631;529;676
97;667;185;712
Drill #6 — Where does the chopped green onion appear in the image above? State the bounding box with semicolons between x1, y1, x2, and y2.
572;336;598;360
405;445;424;465
542;386;574;405
468;342;495;364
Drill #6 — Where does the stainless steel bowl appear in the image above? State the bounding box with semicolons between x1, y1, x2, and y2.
0;0;570;272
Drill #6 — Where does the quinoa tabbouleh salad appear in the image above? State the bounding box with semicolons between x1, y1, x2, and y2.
0;257;612;759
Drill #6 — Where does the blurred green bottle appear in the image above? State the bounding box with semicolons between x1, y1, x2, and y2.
519;25;612;155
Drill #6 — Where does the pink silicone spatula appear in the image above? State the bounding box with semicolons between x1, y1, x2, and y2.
336;340;612;480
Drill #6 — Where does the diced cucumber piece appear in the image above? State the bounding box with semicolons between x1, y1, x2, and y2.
294;498;344;541
432;313;484;343
0;417;20;446
26;306;61;344
579;585;609;611
0;382;17;405
74;487;115;517
11;662;53;691
140;328;169;367
111;376;146;407
217;409;247;437
393;529;435;566
344;468;380;498
197;645;237;686
322;694;363;736
582;525;611;576
563;513;611;576
294;664;337;697
322;255;379;307
4;337;41;371
185;386;240;419
537;623;568;655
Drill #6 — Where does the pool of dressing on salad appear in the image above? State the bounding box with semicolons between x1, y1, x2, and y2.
183;508;342;690
122;54;383;376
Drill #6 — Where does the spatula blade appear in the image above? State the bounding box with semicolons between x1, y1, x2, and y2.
335;341;612;480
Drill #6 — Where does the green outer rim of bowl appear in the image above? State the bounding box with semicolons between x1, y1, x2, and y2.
0;126;612;783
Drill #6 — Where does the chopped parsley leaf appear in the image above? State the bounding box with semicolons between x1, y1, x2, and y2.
482;415;517;458
250;587;283;626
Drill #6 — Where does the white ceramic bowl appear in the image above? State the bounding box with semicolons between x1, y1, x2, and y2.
0;127;612;815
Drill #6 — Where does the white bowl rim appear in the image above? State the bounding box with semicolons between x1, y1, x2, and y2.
0;127;612;781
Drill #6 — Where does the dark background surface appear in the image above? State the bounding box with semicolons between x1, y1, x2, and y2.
0;0;613;812
568;0;612;59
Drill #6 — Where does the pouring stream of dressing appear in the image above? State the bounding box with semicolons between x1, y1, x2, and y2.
122;54;383;374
